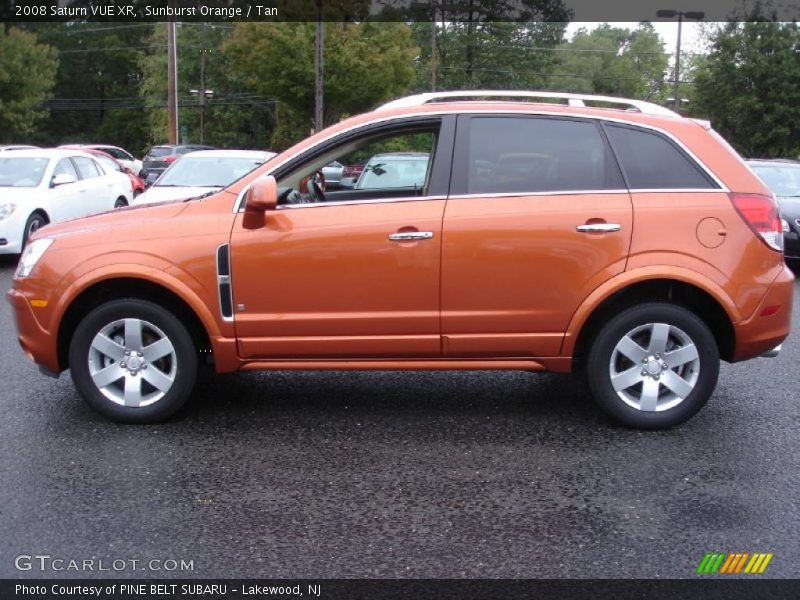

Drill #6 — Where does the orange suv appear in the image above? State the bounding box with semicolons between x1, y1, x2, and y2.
7;91;794;428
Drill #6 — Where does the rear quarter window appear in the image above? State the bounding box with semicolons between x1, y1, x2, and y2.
604;124;718;190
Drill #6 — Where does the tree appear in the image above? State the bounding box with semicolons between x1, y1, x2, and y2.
408;0;572;92
138;23;277;150
223;22;419;148
19;22;152;152
0;27;58;143
547;23;668;100
692;20;800;157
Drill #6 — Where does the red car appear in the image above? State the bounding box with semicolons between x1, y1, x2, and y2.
60;146;145;198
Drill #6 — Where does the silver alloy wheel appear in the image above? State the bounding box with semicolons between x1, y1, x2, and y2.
87;318;177;407
609;322;700;412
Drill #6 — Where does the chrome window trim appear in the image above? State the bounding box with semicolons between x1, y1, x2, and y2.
448;189;628;200
276;195;447;210
446;189;729;201
233;108;728;212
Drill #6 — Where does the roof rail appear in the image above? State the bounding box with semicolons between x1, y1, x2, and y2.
378;90;679;117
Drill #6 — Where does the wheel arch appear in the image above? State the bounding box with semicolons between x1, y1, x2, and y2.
57;277;213;372
568;275;737;367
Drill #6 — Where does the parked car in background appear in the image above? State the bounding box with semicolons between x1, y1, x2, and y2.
7;91;793;428
133;150;275;205
747;158;800;263
141;144;216;183
355;152;430;190
61;146;145;199
0;148;133;253
321;161;344;189
0;145;40;152
339;163;365;189
60;144;143;177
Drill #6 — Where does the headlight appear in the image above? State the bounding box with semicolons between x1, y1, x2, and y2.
0;203;16;221
781;218;790;233
15;238;54;278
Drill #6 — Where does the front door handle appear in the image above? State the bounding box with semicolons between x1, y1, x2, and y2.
576;223;621;233
388;231;434;242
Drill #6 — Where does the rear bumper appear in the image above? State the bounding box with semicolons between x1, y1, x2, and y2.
732;264;795;361
5;287;60;373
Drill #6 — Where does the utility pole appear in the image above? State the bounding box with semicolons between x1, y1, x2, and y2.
430;3;437;91
190;44;213;144
315;0;324;132
167;21;179;143
656;9;705;113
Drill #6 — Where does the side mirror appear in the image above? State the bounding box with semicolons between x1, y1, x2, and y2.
242;176;277;230
51;172;76;187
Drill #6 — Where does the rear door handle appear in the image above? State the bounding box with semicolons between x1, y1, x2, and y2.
388;231;434;242
576;223;621;233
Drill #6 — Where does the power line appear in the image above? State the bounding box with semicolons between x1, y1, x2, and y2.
437;65;696;84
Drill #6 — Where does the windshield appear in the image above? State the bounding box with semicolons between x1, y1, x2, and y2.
156;156;266;188
750;164;800;197
0;157;48;187
356;156;430;190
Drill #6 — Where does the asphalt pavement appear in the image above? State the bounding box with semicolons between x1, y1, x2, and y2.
1;254;798;579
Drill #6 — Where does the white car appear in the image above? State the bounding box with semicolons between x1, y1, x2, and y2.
0;149;133;254
133;150;275;205
59;144;143;176
0;145;39;152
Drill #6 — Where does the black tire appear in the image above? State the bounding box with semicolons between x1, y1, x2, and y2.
114;197;128;208
68;299;198;423
21;212;47;251
586;302;719;429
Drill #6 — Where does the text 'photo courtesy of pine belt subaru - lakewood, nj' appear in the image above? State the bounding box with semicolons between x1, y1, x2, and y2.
6;91;794;429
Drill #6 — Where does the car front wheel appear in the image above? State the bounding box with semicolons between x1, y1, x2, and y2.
69;299;198;423
586;302;719;429
22;213;47;251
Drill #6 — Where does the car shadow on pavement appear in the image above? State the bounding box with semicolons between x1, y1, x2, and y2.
171;368;616;436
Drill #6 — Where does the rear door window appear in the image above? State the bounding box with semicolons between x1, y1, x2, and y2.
72;156;102;179
604;124;718;189
458;116;624;195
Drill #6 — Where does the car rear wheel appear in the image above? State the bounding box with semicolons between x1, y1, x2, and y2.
21;213;47;251
114;197;128;208
586;302;719;429
68;299;198;423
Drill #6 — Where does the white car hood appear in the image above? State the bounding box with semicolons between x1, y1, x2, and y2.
135;185;220;205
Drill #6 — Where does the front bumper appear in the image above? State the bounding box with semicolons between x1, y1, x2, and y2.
5;287;60;373
0;216;24;254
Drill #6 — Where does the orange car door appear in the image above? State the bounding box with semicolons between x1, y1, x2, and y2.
441;114;633;358
228;117;455;359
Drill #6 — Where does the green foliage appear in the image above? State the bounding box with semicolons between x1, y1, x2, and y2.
0;27;58;143
692;20;800;158
340;132;435;165
223;22;419;149
139;23;275;151
409;1;572;92
20;23;151;152
547;23;668;100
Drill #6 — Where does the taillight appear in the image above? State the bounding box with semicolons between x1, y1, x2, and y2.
730;193;784;252
164;155;178;164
